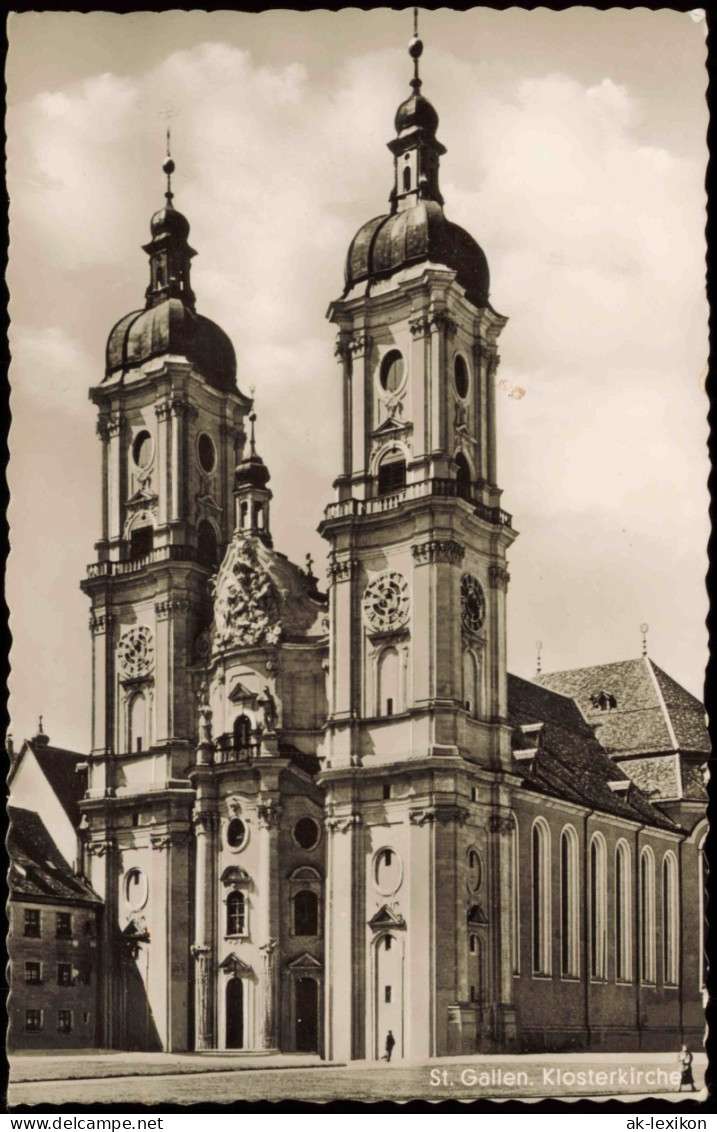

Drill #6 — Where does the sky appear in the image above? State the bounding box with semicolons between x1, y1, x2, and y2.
6;8;709;753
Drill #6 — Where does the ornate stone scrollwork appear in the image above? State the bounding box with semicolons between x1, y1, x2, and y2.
327;555;359;584
256;800;282;829
155;599;191;620
325;812;362;834
489;814;516;834
334;335;350;362
409;805;469;826
409;314;431;338
155;401;172;422
488;564;511;591
429;312;458;337
87;838;115;857
89;613;115;636
214;540;282;648
362;571;410;633
411;540;465;566
348;333;370;358
150;831;189;852
117;626;154;679
192;808;219;834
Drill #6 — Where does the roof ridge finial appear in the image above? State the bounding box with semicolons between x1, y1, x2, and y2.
640;622;649;658
163;127;175;207
409;7;423;91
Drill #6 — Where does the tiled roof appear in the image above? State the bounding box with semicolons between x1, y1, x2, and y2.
28;743;88;826
8;806;101;906
507;674;679;831
533;657;709;758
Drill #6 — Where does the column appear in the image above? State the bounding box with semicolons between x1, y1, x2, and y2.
259;940;279;1048
408;316;430;460
488;812;518;1049
257;798;282;1049
107;417;122;541
348;332;369;491
89;612;114;769
488;564;510;722
486;352;499;486
192;806;218;1050
475;342;488;483
170;400;187;524
96;416;110;545
155;401;171;528
324;809;362;1061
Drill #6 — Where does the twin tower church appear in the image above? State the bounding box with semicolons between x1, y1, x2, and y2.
74;31;706;1059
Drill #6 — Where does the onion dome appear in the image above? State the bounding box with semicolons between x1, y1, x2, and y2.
104;150;238;393
235;412;271;490
342;20;490;309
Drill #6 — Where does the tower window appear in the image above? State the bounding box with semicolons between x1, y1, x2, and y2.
294;890;319;937
385;935;392;951
403;167;411;191
377;449;406;496
197;519;219;570
130;522;154;559
227;891;246;936
240;501;249;529
385;985;392;1004
197;432;216;474
455;451;472;498
233;714;252;752
379;350;405;393
132;430;153;470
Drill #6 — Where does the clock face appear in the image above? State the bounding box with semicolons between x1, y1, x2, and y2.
117;625;154;679
363;571;410;633
461;574;486;633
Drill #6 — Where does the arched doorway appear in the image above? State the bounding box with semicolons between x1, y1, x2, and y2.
226;977;244;1049
295;977;319;1052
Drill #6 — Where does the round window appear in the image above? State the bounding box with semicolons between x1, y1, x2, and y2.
294;817;320;850
124;868;149;911
454;355;469;399
227;818;247;850
197;433;216;474
132;430;153;469
374;847;403;896
379;350;405;393
467;848;482;893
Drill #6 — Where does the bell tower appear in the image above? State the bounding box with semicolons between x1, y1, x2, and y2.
319;17;519;1062
79;148;251;1051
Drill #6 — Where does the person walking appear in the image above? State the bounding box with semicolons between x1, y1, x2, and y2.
385;1030;396;1063
678;1045;696;1092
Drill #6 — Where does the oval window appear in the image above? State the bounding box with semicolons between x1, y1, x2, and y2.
124;868;149;911
197;433;216;474
132;430;153;469
294;817;320;850
374;847;402;896
454;355;469;399
227;818;247;850
467;847;482;893
380;350;405;393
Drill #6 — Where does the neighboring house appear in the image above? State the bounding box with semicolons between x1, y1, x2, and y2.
8;805;102;1051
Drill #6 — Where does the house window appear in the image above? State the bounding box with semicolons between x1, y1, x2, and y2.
23;909;41;938
57;1010;73;1034
25;1009;42;1033
383;784;391;800
294;890;319;937
25;962;41;985
560;826;579;978
56;913;72;939
640;847;656;983
471;787;479;802
377;449;406;496
663;852;679;986
589;834;607;979
532;819;551;975
615;840;632;981
226;891;246;936
57;963;74;987
470;985;476;1003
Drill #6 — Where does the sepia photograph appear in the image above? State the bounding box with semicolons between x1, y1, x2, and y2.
5;5;710;1109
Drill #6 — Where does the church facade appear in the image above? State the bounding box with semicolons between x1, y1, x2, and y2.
75;31;707;1060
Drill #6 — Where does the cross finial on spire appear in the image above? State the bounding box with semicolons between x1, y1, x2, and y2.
535;640;543;676
163;128;175;206
640;622;649;657
249;411;257;457
408;7;423;90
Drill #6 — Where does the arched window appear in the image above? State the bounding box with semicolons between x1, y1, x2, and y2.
560;826;579;977
129;692;146;754
663;852;679;986
253;502;264;530
130;520;154;559
462;650;479;716
615;840;632;981
640;847;656;983
294;890;319;937
532;819;551;976
227;891;246;936
511;821;520;975
233;714;252;752
240;501;249;530
377;448;406;496
377;647;399;717
403;167;411;192
589;834;607;979
197;520;219;570
455;451;471;498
